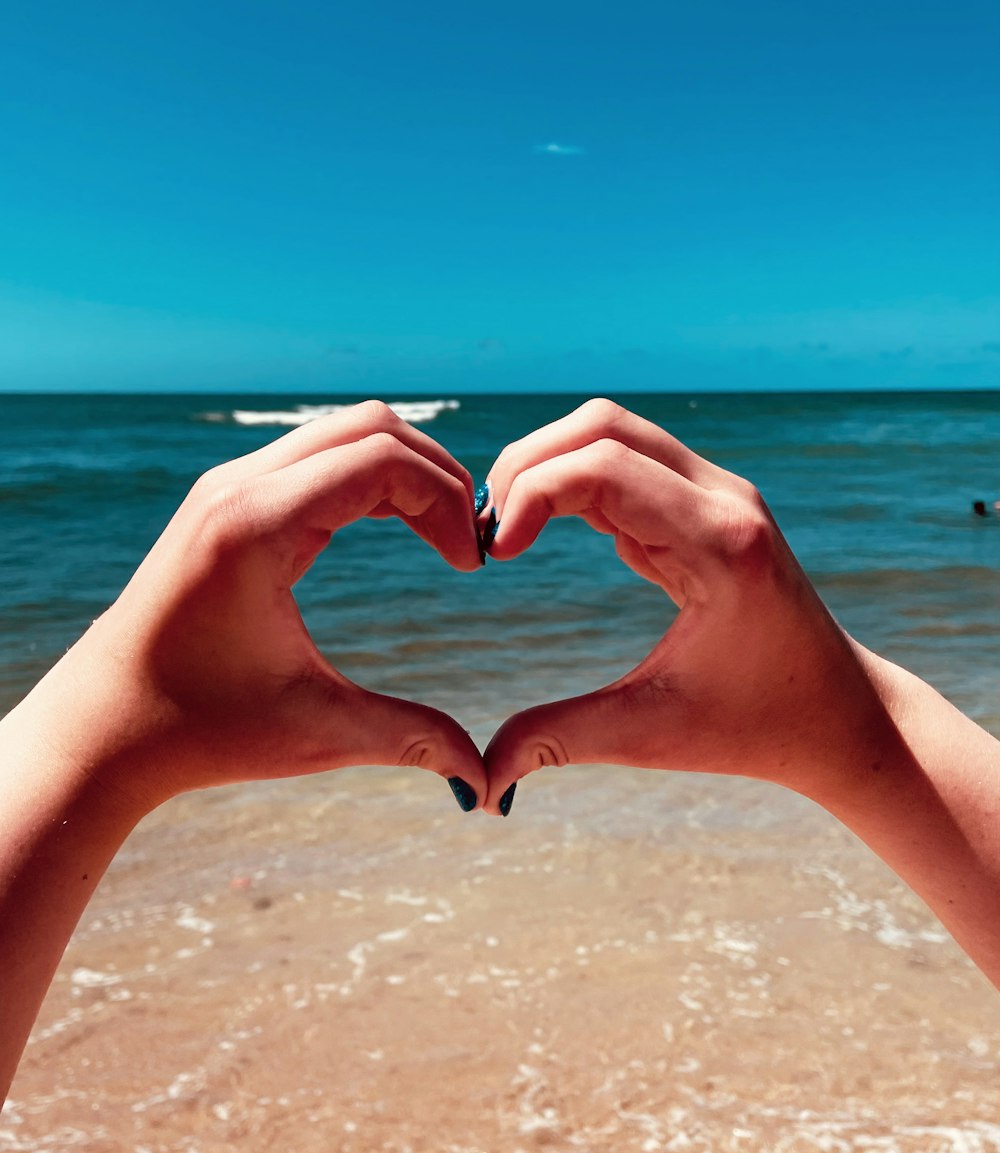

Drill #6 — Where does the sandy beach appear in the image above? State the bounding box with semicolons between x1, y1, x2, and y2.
6;763;1000;1153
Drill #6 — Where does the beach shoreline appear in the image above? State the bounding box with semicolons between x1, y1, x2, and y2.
6;765;999;1152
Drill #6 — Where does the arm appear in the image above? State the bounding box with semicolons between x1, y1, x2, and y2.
0;401;487;1100
479;399;1000;983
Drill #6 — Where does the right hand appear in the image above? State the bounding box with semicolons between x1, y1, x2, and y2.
481;399;903;813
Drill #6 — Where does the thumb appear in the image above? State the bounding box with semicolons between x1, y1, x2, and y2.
483;675;682;816
296;676;487;813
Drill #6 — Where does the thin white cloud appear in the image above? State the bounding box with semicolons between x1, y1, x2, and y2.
534;142;585;156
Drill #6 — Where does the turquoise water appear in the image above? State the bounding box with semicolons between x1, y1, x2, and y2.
3;390;1000;736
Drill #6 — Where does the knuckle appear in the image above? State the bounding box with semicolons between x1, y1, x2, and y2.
711;489;775;572
507;468;550;514
728;473;765;505
427;466;468;513
502;469;532;509
193;476;262;554
577;396;625;429
399;736;434;769
488;445;513;477
496;712;569;774
587;437;630;470
455;461;474;491
446;468;470;502
190;461;230;498
354;398;400;431
532;733;569;770
361;429;406;460
488;437;528;486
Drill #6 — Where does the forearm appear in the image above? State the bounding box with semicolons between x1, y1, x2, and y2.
0;660;152;1101
808;643;1000;985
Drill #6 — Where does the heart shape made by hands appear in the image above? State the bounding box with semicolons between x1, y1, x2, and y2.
111;397;860;827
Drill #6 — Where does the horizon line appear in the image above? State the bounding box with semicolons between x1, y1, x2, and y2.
3;384;998;398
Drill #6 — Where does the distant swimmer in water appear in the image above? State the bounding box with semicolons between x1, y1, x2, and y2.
973;500;988;516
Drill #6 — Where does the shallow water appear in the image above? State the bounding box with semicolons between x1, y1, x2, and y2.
6;767;1000;1152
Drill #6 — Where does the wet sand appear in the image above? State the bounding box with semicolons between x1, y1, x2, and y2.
5;765;1000;1152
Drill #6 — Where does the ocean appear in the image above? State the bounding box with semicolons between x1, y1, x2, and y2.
4;389;1000;729
4;389;1000;1152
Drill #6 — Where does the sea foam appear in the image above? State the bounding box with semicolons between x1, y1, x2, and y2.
208;399;460;427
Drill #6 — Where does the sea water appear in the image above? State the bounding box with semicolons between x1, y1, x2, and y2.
3;389;1000;732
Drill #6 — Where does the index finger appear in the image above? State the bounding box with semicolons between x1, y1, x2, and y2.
212;400;475;502
487;439;755;604
484;399;729;520
489;440;708;551
212;431;484;577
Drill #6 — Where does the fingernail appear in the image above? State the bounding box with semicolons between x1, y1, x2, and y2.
482;510;499;550
474;483;490;516
447;776;478;812
498;781;517;817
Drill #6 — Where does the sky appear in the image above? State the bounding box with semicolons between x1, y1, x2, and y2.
1;0;998;393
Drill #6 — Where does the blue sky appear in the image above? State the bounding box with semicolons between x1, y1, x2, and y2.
1;0;998;393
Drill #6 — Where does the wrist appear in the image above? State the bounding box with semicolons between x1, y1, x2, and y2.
0;651;156;1102
1;621;176;829
776;637;919;817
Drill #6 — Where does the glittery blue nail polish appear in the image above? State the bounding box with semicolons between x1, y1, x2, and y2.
448;777;478;812
499;781;517;817
474;484;490;516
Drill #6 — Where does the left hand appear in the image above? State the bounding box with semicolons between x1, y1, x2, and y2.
30;401;488;812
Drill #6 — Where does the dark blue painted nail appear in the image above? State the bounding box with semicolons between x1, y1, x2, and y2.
474;484;490;516
482;510;499;550
498;781;517;817
448;777;478;812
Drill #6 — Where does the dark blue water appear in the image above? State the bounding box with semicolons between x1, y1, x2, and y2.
3;390;1000;734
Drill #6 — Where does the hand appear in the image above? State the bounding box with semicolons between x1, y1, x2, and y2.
1;399;494;1097
480;399;902;811
33;400;487;811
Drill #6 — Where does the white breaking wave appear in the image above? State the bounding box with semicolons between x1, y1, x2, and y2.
207;399;460;427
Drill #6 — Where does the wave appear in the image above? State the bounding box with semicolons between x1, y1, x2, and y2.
813;564;1000;597
199;399;460;427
